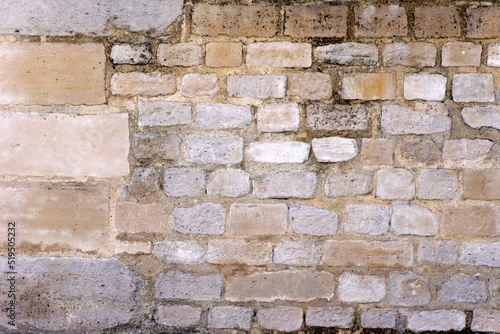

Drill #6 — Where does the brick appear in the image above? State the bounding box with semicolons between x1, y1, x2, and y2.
404;310;466;332
463;169;500;200
206;239;271;265
443;139;493;160
111;43;152;65
472;309;500;332
306;307;354;328
248;141;310;164
342;73;396;100
196;103;251;130
133;133;181;160
389;271;431;306
361;139;395;165
0;258;141;331
182;73;219;98
273;240;320;266
289;202;339;236
228;203;288;235
442;42;481;67
206;42;242;67
288;73;332;100
138;100;191;126
361;309;397;329
0;43;104;104
227;75;287;99
156;270;223;300
285;5;348;38
315;43;378;66
383;42;436;67
467;7;500;38
257;103;300;132
157;43;202;67
115;202;167;234
376;168;415;200
491;278;500;303
382;104;451;135
156;305;201;328
208;306;253;330
325;169;373;198
397;138;441;165
192;4;279;37
111;72;176;96
258;307;303;332
125;167;161;196
306;104;368;131
0;0;183;36
487;42;500;67
354;5;407;37
460;242;500;267
172;203;226;235
338;272;386;302
312;137;358;162
321;240;413;268
461;105;500;130
186;134;244;164
344;204;390;236
0;112;129;178
417;169;458;200
253;171;318;199
418;240;458;265
438;274;487;302
207;169;250;198
414;6;461;38
0;182;108;254
247;42;312;68
115;240;152;255
164;168;205;198
226;270;335;302
392;203;440;236
453;73;495;103
404;74;447;101
154;241;205;264
444;205;500;237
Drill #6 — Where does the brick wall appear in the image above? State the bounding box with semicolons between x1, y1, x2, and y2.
0;1;499;333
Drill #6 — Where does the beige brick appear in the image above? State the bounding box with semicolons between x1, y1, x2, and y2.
226;270;335;302
115;240;152;255
383;42;436;67
285;5;347;38
342;73;396;100
0;182;109;254
0;43;105;105
228;203;288;235
206;239;271;265
288;73;332;100
467;7;500;38
452;73;494;103
443;204;500;237
114;202;167;234
376;168;415;200
354;5;407;38
389;271;431;306
257;103;300;132
247;42;312;68
192;4;279;37
443;139;493;160
361;139;395;165
111;72;176;96
0;112;129;178
206;42;242;67
463;169;500;200
417;169;458;200
472;309;500;332
321;240;413;268
181;73;219;98
414;6;461;38
442;42;482;67
207;169;250;198
157;43;202;67
132;133;181;160
227;75;287;99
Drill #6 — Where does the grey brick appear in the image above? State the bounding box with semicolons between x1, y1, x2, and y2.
164;168;205;198
156;270;223;301
418;240;458;265
306;307;354;328
172;203;226;235
389;271;431;306
208;306;253;330
461;105;500;130
138;100;191;127
289;202;339;236
443;139;494;160
460;242;500;267
382;104;451;135
253;171;317;199
196;103;252;130
345;204;390;236
417;169;459;200
157;43;203;67
258;307;303;332
325;169;373;198
156;305;201;327
437;274;487;302
361;309;397;329
186;134;244;164
472;309;500;332
111;44;152;65
376;168;415;200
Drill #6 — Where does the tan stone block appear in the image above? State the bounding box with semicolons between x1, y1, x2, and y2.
110;72;176;96
115;240;152;255
157;43;202;67
0;42;105;105
354;5;407;38
206;42;242;67
463;169;500;200
206;239;271;265
246;42;312;68
383;42;436;67
228;203;288;235
257;103;300;132
443;204;500;236
181;73;219;98
442;42;482;67
414;6;461;38
288;73;332;100
361;139;395;165
0;112;129;178
342;73;396;100
467;7;500;38
0;182;109;254
285;5;347;38
114;202;167;234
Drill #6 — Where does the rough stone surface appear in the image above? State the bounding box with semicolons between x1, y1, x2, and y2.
361;309;397;329
418;240;458;265
228;203;288;235
138;100;191;126
315;43;378;66
376;168;415;200
157;43;203;67
115;240;152;255
289;202;339;236
452;73;495;103
397;138;441;166
196;103;252;130
273;240;320;266
383;42;436;67
206;42;243;67
154;241;205;264
258;307;303;332
443;139;493;160
156;270;223;300
247;42;312;68
414;6;461;38
487;43;500;67
342;73;396;100
115;202;167;234
467;7;500;38
172;203;226;235
226;271;335;302
460;242;500;267
182;73;219;98
312;137;358;162
207;169;250;197
285;5;348;38
418;169;458;200
288;73;332;100
208;306;253;330
361;139;395;165
111;72;176;96
306;307;354;328
443;204;500;237
389;271;431;306
111;43;152;65
354;5;407;37
164;168;206;198
404;73;446;101
186;134;244;164
248;141;310;163
338;272;386;302
437;274;487;302
442;42;482;67
344;204;390;236
257;103;300;132
463;169;500;200
306;104;368;131
381;104;451;135
206;239;271;265
155;305;201;328
133;133;181;160
227;75;287;98
126;167;161;196
461;105;500;130
491;278;500;303
391;202;440;236
325;169;373;198
404;310;466;332
253;171;318;199
471;309;500;332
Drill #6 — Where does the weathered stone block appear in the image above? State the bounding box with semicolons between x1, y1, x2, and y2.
258;307;303;332
253;171;317;199
156;270;223;300
417;169;458;200
196;103;252;130
361;309;397;329
115;240;152;255
206;42;243;67
182;73;219;98
382;104;451;135
138;100;191;126
472;309;500;332
404;310;466;332
344;204;390;236
442;42;482;67
404;73;446;101
289;202;339;236
414;6;461;38
460;242;500;267
285;5;347;38
133;133;181;160
461;105;500;130
208;306;253;330
247;42;312;68
111;72;176;96
154;241;205;264
306;307;354;328
126;167;161;196
376;168;415;200
487;43;500;67
391;203;440;236
312;137;358;162
383;42;436;67
164;168;206;198
342;73;396;100
228;203;288;235
227;75;287;98
186;134;244;164
111;43;152;65
443;204;499;237
315;43;378;66
248;141;310;163
397;138;441;166
437;274;487;302
206;239;271;265
207;169;250;198
389;271;430;306
452;73;495;102
172;203;226;235
443;139;493;160
273;240;319;266
361;138;395;165
354;5;407;37
115;202;167;234
463;169;500;200
288;73;332;100
306;104;368;131
418;240;458;265
467;7;500;38
157;43;203;67
156;305;201;328
257;103;300;132
325;169;373;197
338;272;386;302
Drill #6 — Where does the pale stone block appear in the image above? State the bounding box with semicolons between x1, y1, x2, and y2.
404;310;466;332
418;240;458;265
186;134;244;164
228;203;288;235
325;169;373;198
227;75;287;98
157;43;203;67
452;73;495;102
437;274;487;302
288;73;332;100
196;103;251;130
338;272;386;302
344;204;390;236
315;43;378;65
111;72;176;96
376;168;415;200
258;307;303;332
182;73;219;98
164;168;205;198
472;309;500;332
247;42;312;68
253;171;318;199
443;139;494;160
156;270;223;300
156;305;201;328
442;42;482;66
207;169;250;197
487;43;500;67
417;169;458;200
248;141;310;163
312;137;358;162
206;42;243;67
381;104;451;135
461;105;500;130
460;242;500;267
383;42;436;67
154;241;205;264
138;100;191;126
404;73;447;101
115;202;167;234
172;203;226;235
111;43;151;65
257;103;300;132
206;239;271;265
306;307;354;328
289;202;339;236
391;202;440;236
273;240;320;266
208;306;253;330
115;240;152;255
361;309;397;329
389;271;431;306
361;138;395;165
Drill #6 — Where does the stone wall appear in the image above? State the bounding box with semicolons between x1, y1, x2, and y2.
0;0;499;333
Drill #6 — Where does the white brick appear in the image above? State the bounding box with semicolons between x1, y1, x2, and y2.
453;73;495;102
487;43;500;67
312;137;358;162
111;44;152;65
404;310;466;332
172;203;226;235
289;202;339;236
345;204;390;236
391;202;440;236
376;168;415;200
181;73;219;98
253;171;317;199
163;168;205;197
154;241;205;264
248;141;310;163
157;43;202;67
227;75;287;98
315;43;378;65
382;104;451;135
196;103;251;130
247;42;312;68
186;134;244;164
257;103;300;132
207;169;250;197
111;72;176;96
273;240;320;266
404;73;447;101
338;272;386;303
461;105;500;130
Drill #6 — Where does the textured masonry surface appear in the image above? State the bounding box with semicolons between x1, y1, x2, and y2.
0;0;499;333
